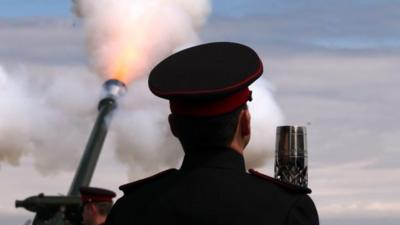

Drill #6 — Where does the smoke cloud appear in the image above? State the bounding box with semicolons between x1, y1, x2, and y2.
0;66;283;178
0;0;284;179
0;65;101;174
246;79;284;167
72;0;284;175
73;0;211;82
0;66;28;166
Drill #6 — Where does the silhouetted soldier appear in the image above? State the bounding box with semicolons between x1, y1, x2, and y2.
80;187;116;225
106;42;319;225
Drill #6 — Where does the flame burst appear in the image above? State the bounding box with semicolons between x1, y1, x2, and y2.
75;0;211;84
111;45;139;84
104;10;147;84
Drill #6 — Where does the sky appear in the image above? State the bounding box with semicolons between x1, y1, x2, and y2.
1;1;400;225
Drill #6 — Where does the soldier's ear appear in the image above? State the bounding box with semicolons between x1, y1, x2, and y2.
86;203;96;215
168;114;178;137
240;109;251;136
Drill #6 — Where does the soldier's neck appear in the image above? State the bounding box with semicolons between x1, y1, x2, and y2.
229;141;244;155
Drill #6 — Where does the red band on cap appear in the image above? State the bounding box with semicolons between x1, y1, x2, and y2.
81;195;113;203
170;88;251;117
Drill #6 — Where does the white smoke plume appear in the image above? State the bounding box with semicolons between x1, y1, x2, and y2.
0;68;283;178
246;79;284;168
0;65;101;174
0;0;284;179
0;66;29;167
73;0;211;82
72;0;284;175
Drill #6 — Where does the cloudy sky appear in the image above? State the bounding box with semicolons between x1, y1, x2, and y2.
1;1;400;225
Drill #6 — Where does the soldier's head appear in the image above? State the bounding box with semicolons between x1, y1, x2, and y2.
149;42;263;153
80;187;116;225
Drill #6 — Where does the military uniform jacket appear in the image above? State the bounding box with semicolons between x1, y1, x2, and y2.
105;147;319;225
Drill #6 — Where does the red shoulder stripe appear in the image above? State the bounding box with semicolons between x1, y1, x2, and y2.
119;169;177;193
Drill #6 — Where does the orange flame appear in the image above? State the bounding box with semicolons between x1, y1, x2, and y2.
110;46;138;84
106;23;153;84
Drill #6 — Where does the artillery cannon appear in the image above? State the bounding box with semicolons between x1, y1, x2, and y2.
16;79;126;225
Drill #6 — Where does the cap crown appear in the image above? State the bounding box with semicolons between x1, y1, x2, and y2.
80;186;116;203
149;42;263;99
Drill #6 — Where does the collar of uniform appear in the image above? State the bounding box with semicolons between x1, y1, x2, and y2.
180;147;246;173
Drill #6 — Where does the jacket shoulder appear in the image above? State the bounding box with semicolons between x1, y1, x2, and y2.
248;169;312;194
119;168;178;194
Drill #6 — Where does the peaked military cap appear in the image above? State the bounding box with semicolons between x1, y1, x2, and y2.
149;42;263;117
79;186;116;203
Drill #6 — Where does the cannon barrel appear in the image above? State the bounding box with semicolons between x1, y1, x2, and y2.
68;79;127;196
15;79;127;225
15;195;81;213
